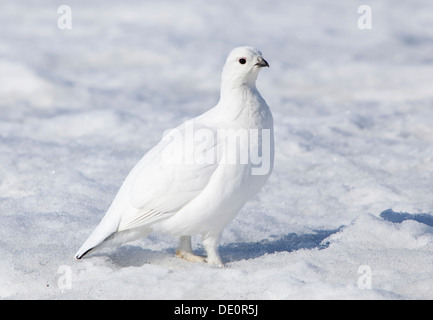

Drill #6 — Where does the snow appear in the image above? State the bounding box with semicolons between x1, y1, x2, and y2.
1;0;433;299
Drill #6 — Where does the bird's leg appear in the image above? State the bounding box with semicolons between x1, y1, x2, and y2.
202;234;224;267
176;235;206;263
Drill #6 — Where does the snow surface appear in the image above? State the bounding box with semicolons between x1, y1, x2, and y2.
1;0;433;299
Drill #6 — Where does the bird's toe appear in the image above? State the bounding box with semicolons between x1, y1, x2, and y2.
176;250;206;263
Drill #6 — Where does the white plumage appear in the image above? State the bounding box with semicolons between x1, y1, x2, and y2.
75;46;274;265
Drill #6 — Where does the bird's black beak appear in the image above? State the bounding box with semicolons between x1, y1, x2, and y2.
255;58;269;68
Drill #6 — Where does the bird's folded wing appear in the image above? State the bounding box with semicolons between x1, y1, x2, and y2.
117;122;220;231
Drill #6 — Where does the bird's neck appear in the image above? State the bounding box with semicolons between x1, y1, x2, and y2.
219;81;259;106
214;81;266;126
219;66;259;102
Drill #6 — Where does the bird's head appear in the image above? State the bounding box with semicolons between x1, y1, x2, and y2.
221;46;269;90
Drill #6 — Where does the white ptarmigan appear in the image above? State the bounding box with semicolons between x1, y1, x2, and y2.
75;46;274;266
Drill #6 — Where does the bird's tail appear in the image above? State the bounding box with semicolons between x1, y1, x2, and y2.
75;213;119;259
75;181;133;259
74;209;152;259
75;233;115;259
75;225;151;259
75;183;152;259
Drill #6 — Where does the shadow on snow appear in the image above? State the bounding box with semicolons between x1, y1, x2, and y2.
87;208;433;268
104;227;342;267
380;208;433;227
218;228;341;263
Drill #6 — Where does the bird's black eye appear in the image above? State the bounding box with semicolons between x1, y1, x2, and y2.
239;58;246;65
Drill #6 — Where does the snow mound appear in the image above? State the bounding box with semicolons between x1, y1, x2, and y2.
328;212;433;250
0;60;53;108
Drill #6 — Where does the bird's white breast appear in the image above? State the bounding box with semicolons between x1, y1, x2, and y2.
152;88;274;237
